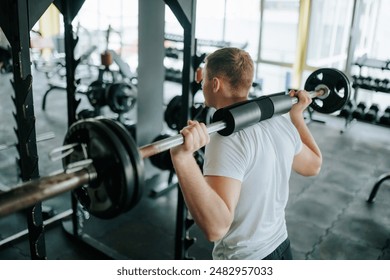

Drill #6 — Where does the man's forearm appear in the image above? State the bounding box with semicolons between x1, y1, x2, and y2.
291;115;322;159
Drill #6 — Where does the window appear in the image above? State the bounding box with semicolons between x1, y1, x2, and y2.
73;0;139;70
195;0;226;42
257;0;299;93
260;0;299;64
352;0;381;60
223;0;260;57
372;1;390;60
306;0;354;69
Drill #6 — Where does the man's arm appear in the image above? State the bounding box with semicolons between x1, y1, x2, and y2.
170;120;241;241
289;90;323;176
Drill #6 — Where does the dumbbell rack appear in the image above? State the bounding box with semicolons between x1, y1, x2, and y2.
341;55;390;131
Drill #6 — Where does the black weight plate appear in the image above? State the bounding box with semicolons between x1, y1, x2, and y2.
192;105;213;124
334;68;352;99
164;95;182;130
87;80;107;107
98;118;144;212
304;68;351;114
63;118;133;219
149;134;174;171
106;82;137;114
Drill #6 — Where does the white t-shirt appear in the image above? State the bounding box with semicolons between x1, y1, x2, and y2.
203;115;302;259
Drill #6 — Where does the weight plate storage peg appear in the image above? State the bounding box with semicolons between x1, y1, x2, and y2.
63;118;142;219
304;68;351;114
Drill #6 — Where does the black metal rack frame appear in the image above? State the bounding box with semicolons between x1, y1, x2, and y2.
0;0;59;260
0;0;199;260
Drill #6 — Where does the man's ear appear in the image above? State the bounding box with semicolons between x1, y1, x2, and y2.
212;77;220;92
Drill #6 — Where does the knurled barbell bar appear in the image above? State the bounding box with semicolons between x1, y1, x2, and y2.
0;68;350;219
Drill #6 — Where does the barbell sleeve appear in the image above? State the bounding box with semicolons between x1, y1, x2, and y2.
291;87;327;105
0;167;96;218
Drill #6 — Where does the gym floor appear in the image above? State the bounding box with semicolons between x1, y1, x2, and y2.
0;69;389;260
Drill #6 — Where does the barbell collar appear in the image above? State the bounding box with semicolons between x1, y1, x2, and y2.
291;84;330;105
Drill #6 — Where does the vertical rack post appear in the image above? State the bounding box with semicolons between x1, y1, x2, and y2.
59;0;83;237
1;0;47;259
164;0;197;260
60;0;82;126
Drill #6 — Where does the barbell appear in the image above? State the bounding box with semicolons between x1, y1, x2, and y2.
0;68;350;219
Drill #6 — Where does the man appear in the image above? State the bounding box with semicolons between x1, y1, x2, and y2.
170;47;322;260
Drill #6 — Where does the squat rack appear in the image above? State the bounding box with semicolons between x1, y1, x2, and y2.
0;0;58;260
0;0;198;260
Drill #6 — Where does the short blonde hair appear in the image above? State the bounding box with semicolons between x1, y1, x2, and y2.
205;47;254;95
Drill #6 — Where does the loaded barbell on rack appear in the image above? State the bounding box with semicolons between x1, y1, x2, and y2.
0;68;351;219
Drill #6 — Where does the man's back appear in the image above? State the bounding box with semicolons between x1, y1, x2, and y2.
204;115;302;259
